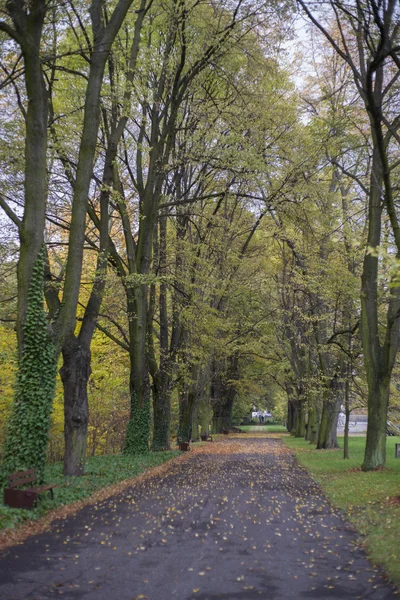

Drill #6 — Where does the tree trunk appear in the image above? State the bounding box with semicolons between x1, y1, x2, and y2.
55;0;137;349
211;376;235;434
60;337;91;476
360;135;400;468
192;402;200;441
361;246;400;469
199;393;212;437
152;373;171;451
306;404;319;444
178;362;202;443
125;374;151;454
1;249;56;483
294;400;305;438
212;400;234;433
151;215;171;451
362;372;390;470
10;6;49;357
287;398;296;432
179;385;196;443
125;286;151;454
317;394;341;449
304;406;312;441
125;361;151;454
211;354;238;433
343;380;350;459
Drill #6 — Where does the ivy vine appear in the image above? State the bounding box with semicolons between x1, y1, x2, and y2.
1;246;57;484
124;391;150;454
152;404;171;451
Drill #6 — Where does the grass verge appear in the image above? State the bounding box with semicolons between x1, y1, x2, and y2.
283;435;400;589
0;450;179;531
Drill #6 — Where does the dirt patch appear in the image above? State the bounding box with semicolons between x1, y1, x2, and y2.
387;496;400;506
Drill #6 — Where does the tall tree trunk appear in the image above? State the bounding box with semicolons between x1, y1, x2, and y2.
60;339;91;476
48;1;138;473
361;143;400;469
47;117;114;476
178;362;203;443
305;406;319;444
211;354;238;433
317;393;341;449
151;215;171;450
363;370;391;469
125;289;151;454
192;401;200;441
212;399;234;433
290;400;298;435
123;145;165;453
304;405;312;441
2;3;49;357
1;249;56;483
294;400;305;438
286;398;296;432
179;383;196;443
17;53;48;354
0;4;54;482
308;404;320;444
343;378;350;459
152;374;171;451
55;0;136;342
200;392;212;437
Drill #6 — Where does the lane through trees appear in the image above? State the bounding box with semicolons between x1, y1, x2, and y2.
0;433;396;600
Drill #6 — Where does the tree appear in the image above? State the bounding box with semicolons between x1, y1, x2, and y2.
48;0;149;475
298;0;400;469
92;0;271;453
0;0;138;477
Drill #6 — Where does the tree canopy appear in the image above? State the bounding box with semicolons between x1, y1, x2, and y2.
0;0;399;478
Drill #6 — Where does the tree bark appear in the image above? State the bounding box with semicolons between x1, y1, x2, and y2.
151;215;171;450
308;404;320;444
152;374;172;451
125;290;151;454
212;400;234;433
317;393;341;449
0;4;57;482
305;403;319;442
343;375;350;459
179;383;196;443
294;400;305;438
363;370;391;469
60;339;91;476
361;143;400;469
200;392;212;437
47;111;115;475
0;2;48;356
211;354;238;433
286;398;296;432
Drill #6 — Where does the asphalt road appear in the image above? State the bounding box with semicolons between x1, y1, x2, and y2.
0;436;397;600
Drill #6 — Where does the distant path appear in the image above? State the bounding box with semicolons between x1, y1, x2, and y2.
0;435;397;600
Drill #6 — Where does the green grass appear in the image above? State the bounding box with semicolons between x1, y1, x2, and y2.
240;424;288;433
0;450;179;531
283;435;400;589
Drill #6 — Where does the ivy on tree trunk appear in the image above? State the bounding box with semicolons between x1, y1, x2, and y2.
1;247;56;483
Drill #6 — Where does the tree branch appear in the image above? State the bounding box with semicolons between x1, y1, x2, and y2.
0;194;22;231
